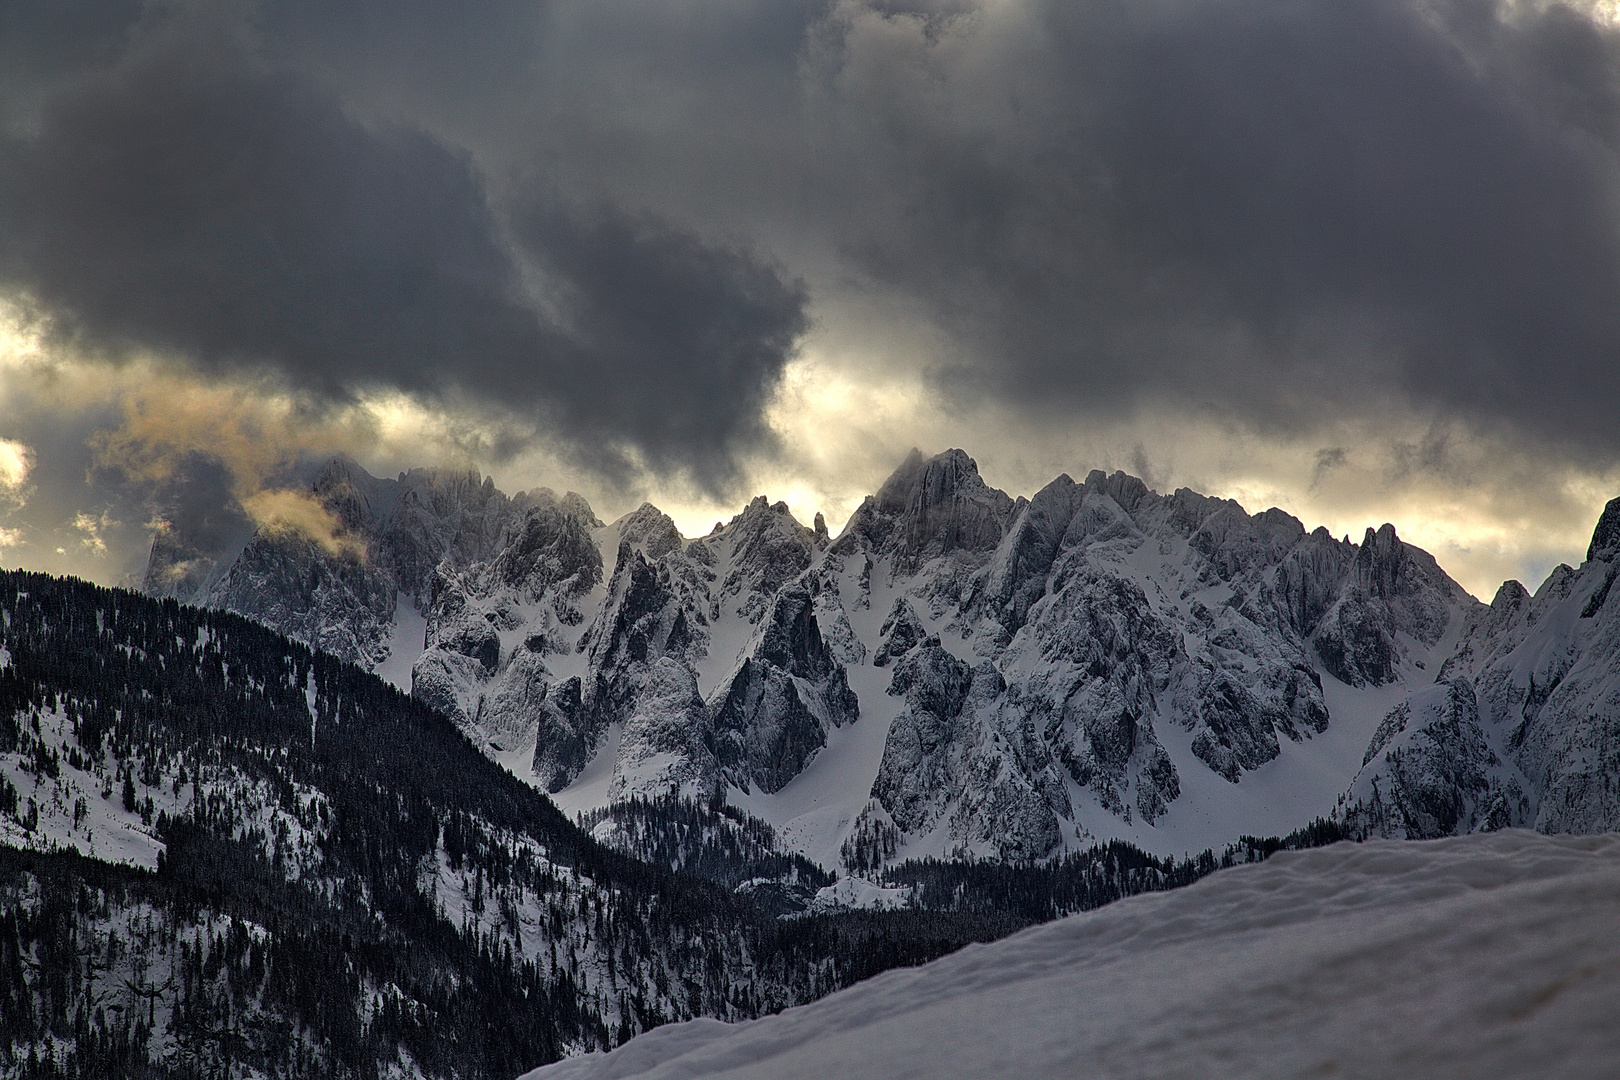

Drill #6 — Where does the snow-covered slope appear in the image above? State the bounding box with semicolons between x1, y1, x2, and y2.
524;829;1620;1080
150;448;1495;866
2;569;1028;1077
0;700;171;868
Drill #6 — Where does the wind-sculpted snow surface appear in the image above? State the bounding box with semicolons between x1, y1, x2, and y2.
150;448;1497;866
524;831;1620;1080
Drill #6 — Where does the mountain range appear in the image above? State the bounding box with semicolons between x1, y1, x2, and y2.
145;449;1620;869
8;445;1620;1076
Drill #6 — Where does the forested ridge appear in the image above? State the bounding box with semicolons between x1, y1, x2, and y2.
0;570;1348;1078
881;819;1349;922
0;571;1014;1078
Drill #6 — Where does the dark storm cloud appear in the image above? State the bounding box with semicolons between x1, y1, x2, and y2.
511;206;807;478
802;0;1620;452
6;0;1620;492
0;5;808;489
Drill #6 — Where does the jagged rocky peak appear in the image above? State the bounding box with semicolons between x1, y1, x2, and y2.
871;643;1070;861
1273;527;1356;637
874;597;930;667
840;448;1015;568
615;503;686;561
531;675;587;792
585;541;700;672
1001;564;1189;804
143;512;250;601
1333;492;1620;844
532;540;720;801
424;564;502;673
142;442;1519;866
381;466;542;596
311;454;389;533
711;495;817;622
710;585;860;794
1352;523;1405;597
1189;504;1307;582
752;584;850;689
610;656;721;804
215;524;397;668
967;474;1084;638
1587;495;1620;562
1340;678;1521;839
489;491;603;600
1492;578;1530;612
1307;521;1469;687
1081;468;1150;513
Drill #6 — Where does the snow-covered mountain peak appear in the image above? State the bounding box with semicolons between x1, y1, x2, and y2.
703;494;818;624
1491;577;1529;611
611;502;685;561
838;447;1015;571
1342;495;1620;840
155;448;1608;867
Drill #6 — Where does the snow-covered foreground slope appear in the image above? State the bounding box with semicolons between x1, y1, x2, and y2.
525;830;1620;1080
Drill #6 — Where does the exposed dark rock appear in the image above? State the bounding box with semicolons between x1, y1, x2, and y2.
609;657;722;803
492;498;603;599
709;585;859;793
874;597;930;668
532;676;592;792
1587;496;1620;562
838;448;1016;572
212;526;396;668
1341;679;1516;839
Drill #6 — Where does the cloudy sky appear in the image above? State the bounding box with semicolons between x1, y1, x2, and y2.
5;0;1620;599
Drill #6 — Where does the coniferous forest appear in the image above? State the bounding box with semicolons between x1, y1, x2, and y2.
0;570;1338;1078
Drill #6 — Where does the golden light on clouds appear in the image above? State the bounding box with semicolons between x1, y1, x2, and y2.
239;489;366;560
2;290;1617;602
70;511;110;555
0;438;31;501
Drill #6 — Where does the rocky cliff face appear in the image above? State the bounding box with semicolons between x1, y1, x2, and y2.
1338;679;1522;839
710;584;860;794
151;447;1515;869
1340;499;1620;838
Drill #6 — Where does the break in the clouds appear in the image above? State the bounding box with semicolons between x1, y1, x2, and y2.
3;0;1620;597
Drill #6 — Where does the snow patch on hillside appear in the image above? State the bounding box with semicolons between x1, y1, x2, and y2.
0;706;171;868
374;592;427;692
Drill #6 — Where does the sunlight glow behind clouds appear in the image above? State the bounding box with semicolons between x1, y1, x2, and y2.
0;438;30;502
0;331;1614;600
4;0;1620;601
1;290;1615;602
